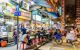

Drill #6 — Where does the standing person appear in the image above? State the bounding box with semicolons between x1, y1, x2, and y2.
54;29;62;40
19;31;23;42
13;29;17;44
74;28;79;37
54;29;62;44
49;29;53;39
70;27;77;40
46;30;50;39
66;27;77;45
61;28;67;37
21;24;27;35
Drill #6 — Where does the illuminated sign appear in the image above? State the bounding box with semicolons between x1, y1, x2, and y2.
21;11;31;18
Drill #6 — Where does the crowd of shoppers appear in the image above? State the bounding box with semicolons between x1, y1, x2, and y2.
12;24;80;50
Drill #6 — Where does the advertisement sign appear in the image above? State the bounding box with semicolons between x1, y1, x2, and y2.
22;1;30;11
32;10;39;15
0;2;14;15
32;15;41;21
58;6;62;15
32;10;42;21
42;18;49;22
10;8;16;14
3;6;12;15
14;11;21;16
14;5;21;16
21;11;31;18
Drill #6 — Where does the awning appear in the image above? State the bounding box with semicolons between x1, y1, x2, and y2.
32;0;51;8
47;12;60;19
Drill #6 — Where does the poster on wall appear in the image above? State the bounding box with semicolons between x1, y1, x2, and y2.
0;1;13;15
32;15;41;21
21;11;31;19
3;6;12;15
22;1;30;11
32;10;39;15
58;6;62;16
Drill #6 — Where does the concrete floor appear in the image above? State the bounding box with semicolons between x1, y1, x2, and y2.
39;41;80;50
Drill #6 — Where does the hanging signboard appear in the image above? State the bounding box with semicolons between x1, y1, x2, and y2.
3;6;12;15
32;15;41;21
32;10;39;15
14;5;21;16
14;11;21;16
22;1;29;10
58;6;62;15
21;11;31;18
42;18;49;22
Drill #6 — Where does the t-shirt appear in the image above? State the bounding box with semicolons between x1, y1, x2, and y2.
21;27;27;35
54;32;62;40
66;33;75;41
